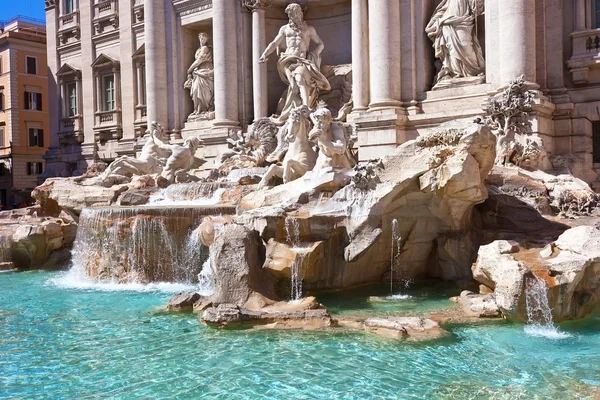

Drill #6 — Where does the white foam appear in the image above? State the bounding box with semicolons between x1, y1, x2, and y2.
524;325;572;340
385;294;413;300
148;188;225;206
47;270;198;293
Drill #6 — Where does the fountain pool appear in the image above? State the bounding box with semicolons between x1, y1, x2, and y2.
2;270;600;399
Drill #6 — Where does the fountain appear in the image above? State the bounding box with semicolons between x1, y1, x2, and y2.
524;275;570;339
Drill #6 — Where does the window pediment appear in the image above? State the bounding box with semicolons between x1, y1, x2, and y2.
91;53;120;70
56;63;82;79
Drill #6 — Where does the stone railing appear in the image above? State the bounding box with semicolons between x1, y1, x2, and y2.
567;28;600;85
94;109;122;141
94;109;121;127
93;0;119;34
58;116;84;143
57;11;80;44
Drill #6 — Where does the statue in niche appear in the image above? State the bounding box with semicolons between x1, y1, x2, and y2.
425;0;485;90
259;3;331;123
184;32;215;121
258;105;317;188
308;104;355;172
99;121;171;181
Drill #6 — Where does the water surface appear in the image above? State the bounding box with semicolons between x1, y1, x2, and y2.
1;271;599;399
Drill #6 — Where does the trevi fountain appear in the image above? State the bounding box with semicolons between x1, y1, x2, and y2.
2;1;600;398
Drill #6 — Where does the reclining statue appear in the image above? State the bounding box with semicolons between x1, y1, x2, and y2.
160;137;203;183
258;105;317;188
100;121;171;181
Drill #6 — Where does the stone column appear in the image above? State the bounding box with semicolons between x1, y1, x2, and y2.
352;0;369;111
498;0;537;86
367;0;402;108
144;0;168;126
212;0;240;128
246;0;270;120
574;0;587;31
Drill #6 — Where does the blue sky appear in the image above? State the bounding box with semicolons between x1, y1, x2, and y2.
1;0;46;23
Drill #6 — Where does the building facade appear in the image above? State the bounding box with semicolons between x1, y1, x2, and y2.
43;0;600;187
0;17;49;209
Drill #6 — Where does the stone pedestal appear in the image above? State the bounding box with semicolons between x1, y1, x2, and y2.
351;109;408;162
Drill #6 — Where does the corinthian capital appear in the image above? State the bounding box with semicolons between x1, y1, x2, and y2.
242;0;272;12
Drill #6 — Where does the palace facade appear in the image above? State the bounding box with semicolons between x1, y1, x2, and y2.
42;0;600;186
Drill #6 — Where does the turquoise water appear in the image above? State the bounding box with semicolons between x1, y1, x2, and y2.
2;271;600;399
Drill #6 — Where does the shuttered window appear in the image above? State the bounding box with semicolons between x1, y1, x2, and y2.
27;162;43;175
24;92;43;111
28;128;44;147
0;126;4;148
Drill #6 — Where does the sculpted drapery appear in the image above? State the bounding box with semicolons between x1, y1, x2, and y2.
184;32;215;120
426;0;485;86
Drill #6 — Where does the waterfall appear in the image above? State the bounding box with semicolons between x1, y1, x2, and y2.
197;258;215;296
390;219;400;294
285;216;304;301
67;206;227;285
524;275;570;339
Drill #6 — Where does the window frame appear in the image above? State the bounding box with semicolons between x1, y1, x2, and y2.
66;82;78;117
64;0;75;14
0;126;4;148
102;73;115;112
24;91;43;111
28;128;44;148
25;56;37;75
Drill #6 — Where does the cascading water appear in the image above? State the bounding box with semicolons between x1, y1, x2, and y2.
65;206;230;286
285;216;304;301
197;258;215;296
387;219;410;300
524;275;570;339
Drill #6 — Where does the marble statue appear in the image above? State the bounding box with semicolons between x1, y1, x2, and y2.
308;105;355;172
184;32;215;121
259;3;331;123
100;121;171;180
258;105;317;188
426;0;485;89
160;136;203;183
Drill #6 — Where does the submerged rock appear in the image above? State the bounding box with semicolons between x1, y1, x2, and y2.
165;292;202;312
201;303;332;330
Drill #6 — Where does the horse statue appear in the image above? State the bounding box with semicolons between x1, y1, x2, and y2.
258;105;317;188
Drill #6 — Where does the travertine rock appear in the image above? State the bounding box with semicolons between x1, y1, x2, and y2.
208;224;278;308
470;226;600;322
0;207;78;269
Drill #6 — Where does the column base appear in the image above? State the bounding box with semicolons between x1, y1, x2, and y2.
352;108;409;162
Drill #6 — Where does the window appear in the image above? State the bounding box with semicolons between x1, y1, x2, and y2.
0;164;8;177
27;162;43;175
28;128;44;147
0;126;4;148
64;0;74;14
103;74;115;111
26;57;37;75
0;56;3;74
0;88;4;111
596;0;600;29
594;122;600;163
67;82;78;116
24;91;43;111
